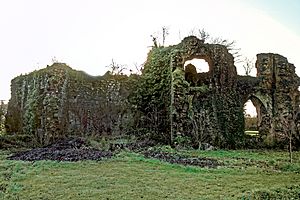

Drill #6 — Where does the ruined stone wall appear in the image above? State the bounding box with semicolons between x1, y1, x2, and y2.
5;36;300;148
137;36;300;148
5;63;134;145
135;36;245;148
170;36;244;148
255;53;300;144
5;65;68;143
234;53;300;146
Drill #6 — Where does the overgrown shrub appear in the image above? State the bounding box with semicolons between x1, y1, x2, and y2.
130;47;172;144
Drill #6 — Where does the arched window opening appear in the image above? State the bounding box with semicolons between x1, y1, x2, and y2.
184;58;210;86
244;99;258;135
184;58;209;73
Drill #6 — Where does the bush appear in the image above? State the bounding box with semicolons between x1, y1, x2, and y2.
0;134;34;149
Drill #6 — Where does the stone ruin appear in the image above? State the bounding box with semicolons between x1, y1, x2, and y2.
168;36;300;148
5;36;300;148
5;65;135;144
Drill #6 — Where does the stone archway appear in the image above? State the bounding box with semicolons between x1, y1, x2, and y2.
170;36;243;148
184;58;210;73
244;94;271;136
184;57;211;87
5;35;300;148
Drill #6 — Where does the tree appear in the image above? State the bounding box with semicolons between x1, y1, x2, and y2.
151;26;170;47
51;56;59;63
242;57;254;76
161;26;169;47
194;28;242;63
150;35;158;48
0;100;7;134
197;28;210;41
133;62;143;75
244;114;258;131
282;113;295;163
106;59;127;75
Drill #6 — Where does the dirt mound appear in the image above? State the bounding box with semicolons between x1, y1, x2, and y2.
8;138;113;162
109;139;156;152
143;150;219;168
7;138;218;167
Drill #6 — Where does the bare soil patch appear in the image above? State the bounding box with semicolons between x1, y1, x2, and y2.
8;137;219;168
8;138;113;161
142;150;220;168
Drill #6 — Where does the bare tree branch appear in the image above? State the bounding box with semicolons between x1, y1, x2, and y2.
106;59;128;75
192;28;243;63
151;26;170;47
162;26;169;47
242;57;254;76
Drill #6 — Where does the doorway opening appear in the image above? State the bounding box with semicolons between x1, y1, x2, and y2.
244;99;258;136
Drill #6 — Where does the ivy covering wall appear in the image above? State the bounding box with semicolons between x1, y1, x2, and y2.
131;36;246;148
5;37;300;149
6;63;136;146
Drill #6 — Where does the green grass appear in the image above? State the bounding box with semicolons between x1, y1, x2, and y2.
0;149;299;199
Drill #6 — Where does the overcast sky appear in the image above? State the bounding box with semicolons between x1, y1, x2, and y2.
1;0;300;109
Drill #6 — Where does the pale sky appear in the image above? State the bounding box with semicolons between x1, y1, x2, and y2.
1;0;300;117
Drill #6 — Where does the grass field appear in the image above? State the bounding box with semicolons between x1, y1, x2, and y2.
0;148;300;200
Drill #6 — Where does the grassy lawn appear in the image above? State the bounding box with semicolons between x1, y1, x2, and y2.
0;149;300;200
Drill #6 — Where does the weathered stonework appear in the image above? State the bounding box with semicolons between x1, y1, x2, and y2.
5;64;134;145
169;36;243;148
5;36;300;148
252;54;300;144
138;36;300;148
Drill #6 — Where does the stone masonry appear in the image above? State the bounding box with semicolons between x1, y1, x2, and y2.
5;36;300;148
